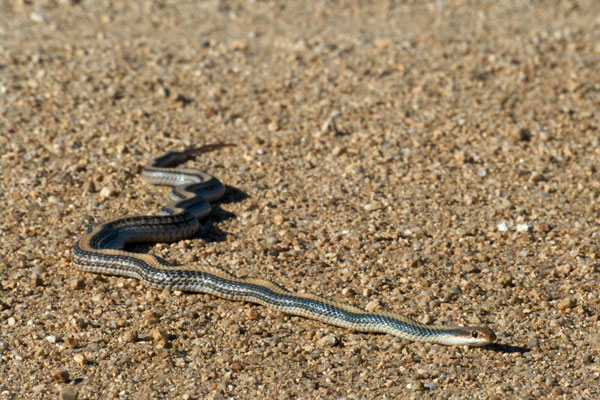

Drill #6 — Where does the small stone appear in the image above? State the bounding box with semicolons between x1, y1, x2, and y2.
582;354;594;364
454;150;468;164
363;202;379;212
557;297;575;310
497;222;508;232
230;362;243;372
33;264;47;275
204;106;217;118
30;11;46;23
228;324;242;335
83;180;97;193
69;279;85;290
117;356;130;366
99;186;116;198
144;309;160;319
91;294;104;303
461;263;477;273
499;273;513;287
151;329;169;342
46;335;57;344
331;146;345;156
245;308;259;320
365;299;381;312
64;337;78;349
556;264;572;275
317;334;339;348
51;369;70;383
321;110;341;134
72;318;88;330
59;386;78;400
73;354;87;366
122;330;138;343
516;224;531;233
530;172;546;183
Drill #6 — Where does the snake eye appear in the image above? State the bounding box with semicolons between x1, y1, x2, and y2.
471;331;479;339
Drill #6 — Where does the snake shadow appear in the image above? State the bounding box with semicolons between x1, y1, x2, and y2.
189;185;249;243
482;342;531;354
126;184;248;253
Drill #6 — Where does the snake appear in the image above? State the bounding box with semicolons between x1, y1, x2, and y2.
72;144;496;347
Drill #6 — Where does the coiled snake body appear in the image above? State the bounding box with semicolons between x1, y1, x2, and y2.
72;144;496;347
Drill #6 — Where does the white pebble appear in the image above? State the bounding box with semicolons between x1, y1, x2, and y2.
517;224;531;233
497;222;508;232
99;186;116;198
30;12;46;23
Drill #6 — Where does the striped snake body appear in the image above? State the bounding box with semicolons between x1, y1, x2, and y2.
73;144;496;347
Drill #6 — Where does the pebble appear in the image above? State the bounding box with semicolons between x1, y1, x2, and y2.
557;297;575;310
51;369;70;383
317;334;339;348
409;382;425;392
516;224;531;233
151;329;170;343
68;279;85;290
83;180;97;193
121;331;138;343
365;299;381;312
59;386;78;400
64;337;78;349
33;264;47;275
91;294;104;303
29;12;45;23
99;186;117;198
245;308;259;321
73;354;87;366
72;318;88;330
230;362;243;372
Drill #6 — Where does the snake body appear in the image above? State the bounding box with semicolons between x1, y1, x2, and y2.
72;144;496;347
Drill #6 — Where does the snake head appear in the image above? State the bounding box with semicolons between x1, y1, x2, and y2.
459;326;497;347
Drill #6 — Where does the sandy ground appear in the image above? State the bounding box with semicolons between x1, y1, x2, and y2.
1;0;600;399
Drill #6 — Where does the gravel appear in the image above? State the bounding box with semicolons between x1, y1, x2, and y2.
1;0;600;398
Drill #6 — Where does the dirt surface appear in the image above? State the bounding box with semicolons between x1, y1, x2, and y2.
1;0;600;398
